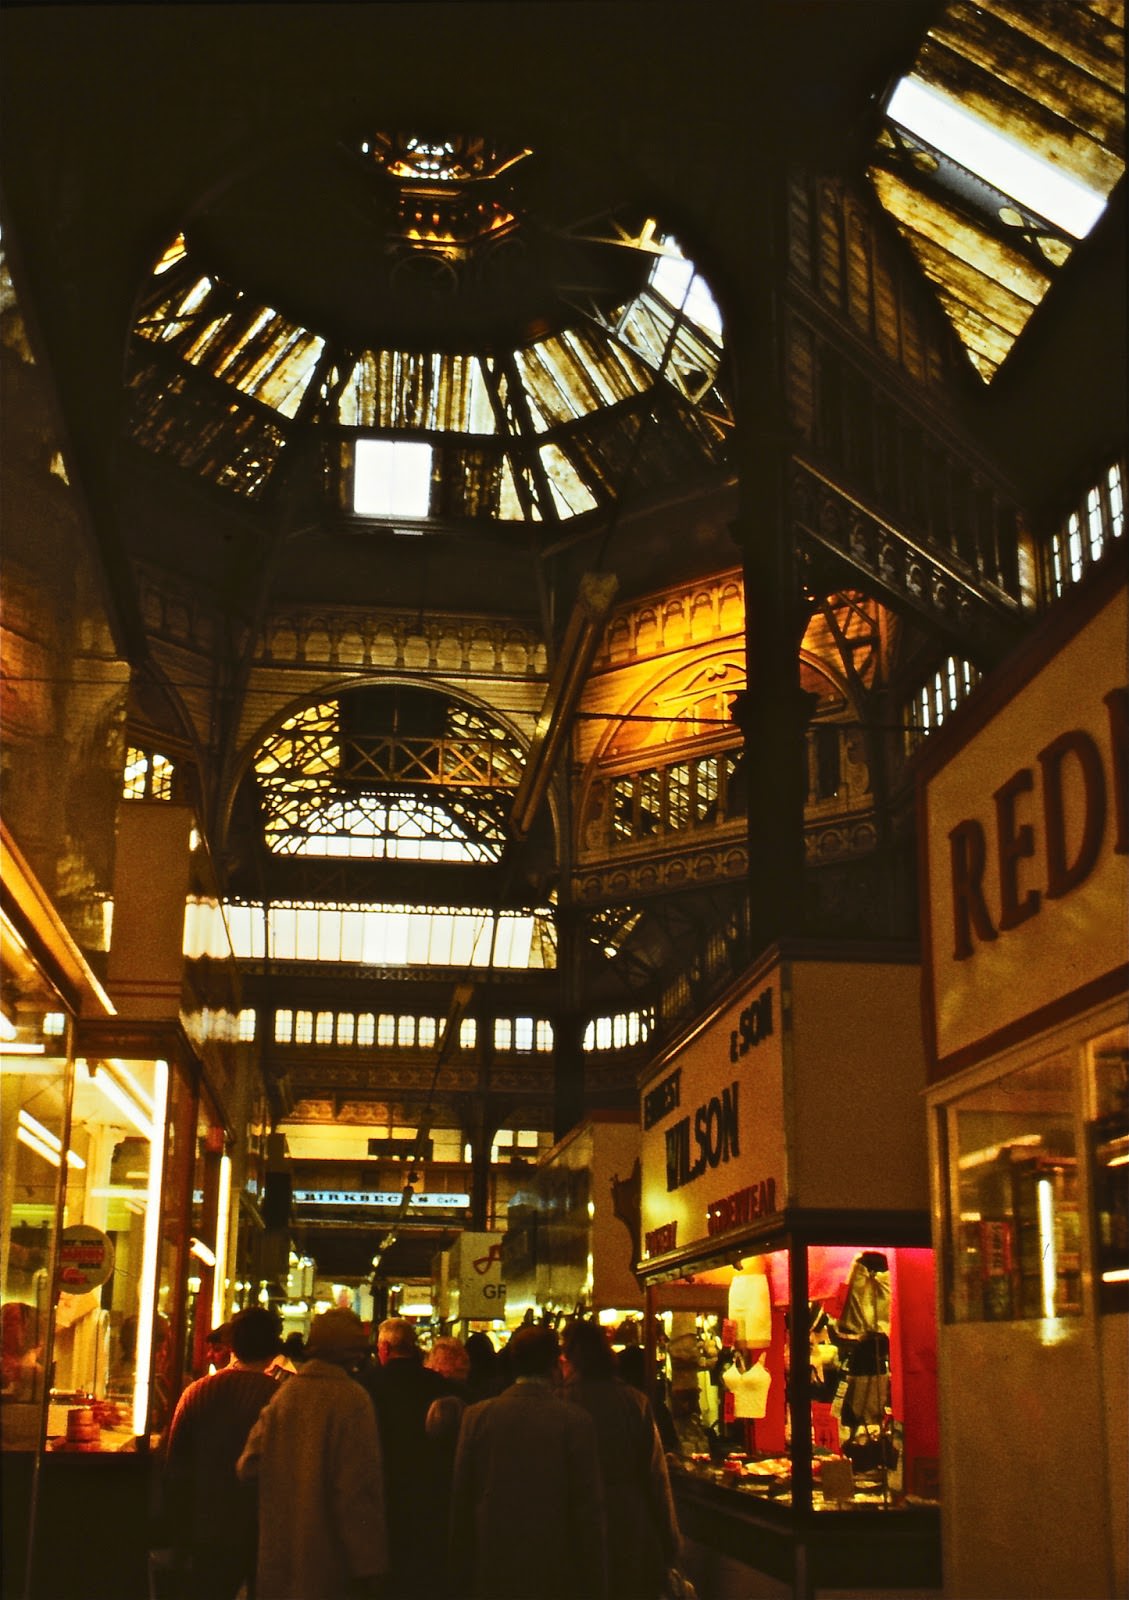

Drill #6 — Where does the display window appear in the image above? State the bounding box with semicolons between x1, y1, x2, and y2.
939;1055;1082;1323
1;1026;72;1451
1087;1027;1128;1311
183;1096;229;1383
4;1023;201;1456
47;1052;176;1447
651;1242;939;1513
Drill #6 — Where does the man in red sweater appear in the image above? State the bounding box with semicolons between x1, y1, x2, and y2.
160;1305;284;1599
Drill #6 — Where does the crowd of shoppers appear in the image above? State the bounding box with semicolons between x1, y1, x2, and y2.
156;1307;680;1600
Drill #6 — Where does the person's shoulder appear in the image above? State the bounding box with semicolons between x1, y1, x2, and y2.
166;1371;207;1424
460;1391;502;1429
178;1366;236;1406
611;1375;650;1412
229;1366;285;1399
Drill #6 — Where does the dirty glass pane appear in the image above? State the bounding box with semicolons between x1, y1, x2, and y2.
942;1056;1081;1323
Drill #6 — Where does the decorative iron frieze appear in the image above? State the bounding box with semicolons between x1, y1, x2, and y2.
791;458;1023;656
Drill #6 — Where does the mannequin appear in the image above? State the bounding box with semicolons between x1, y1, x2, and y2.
728;1263;772;1347
835;1251;892;1430
722;1350;772;1419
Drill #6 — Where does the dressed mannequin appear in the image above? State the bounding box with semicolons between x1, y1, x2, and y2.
728;1266;772;1348
722;1350;772;1419
835;1251;892;1429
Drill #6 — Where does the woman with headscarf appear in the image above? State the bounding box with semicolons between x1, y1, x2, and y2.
237;1308;386;1600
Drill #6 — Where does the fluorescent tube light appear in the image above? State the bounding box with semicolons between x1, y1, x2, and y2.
132;1057;169;1437
212;1153;232;1332
92;1067;151;1136
108;1058;155;1120
17;1125;60;1167
18;1109;85;1169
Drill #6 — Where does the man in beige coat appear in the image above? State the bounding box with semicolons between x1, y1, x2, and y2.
237;1308;386;1600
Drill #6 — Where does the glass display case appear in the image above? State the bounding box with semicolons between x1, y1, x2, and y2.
654;1238;938;1513
4;1018;206;1458
2;1016;72;1452
1088;1028;1129;1312
937;1030;1129;1325
644;1224;941;1595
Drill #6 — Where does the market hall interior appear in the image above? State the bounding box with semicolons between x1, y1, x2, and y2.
0;3;1125;1598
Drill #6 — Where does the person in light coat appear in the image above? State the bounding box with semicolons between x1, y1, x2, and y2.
237;1308;386;1600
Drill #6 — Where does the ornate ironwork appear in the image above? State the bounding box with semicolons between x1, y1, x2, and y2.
792;457;1024;656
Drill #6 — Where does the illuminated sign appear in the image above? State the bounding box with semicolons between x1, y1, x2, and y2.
640;968;785;1254
292;1190;470;1209
665;1082;740;1192
729;988;773;1060
643;1068;682;1130
706;1177;778;1235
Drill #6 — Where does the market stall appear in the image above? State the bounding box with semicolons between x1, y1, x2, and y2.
637;945;941;1598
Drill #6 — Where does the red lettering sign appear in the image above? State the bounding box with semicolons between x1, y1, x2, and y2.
705;1177;778;1235
645;1221;678;1256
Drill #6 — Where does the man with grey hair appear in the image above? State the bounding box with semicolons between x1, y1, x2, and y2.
360;1318;451;1600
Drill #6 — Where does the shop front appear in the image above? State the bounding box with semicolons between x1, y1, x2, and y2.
637;945;941;1599
918;565;1127;1600
2;1010;225;1599
1;820;235;1598
502;1112;643;1328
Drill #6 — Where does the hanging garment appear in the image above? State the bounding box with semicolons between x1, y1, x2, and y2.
836;1255;890;1338
728;1269;772;1347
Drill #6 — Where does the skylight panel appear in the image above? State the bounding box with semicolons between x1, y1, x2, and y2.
888;76;1109;240
539;442;599;517
354;438;433;517
232;903;551;972
153;233;188;276
266;795;501;863
650;250;724;343
559;329;631;408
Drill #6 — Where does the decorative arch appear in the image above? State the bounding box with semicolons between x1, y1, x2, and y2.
221;675;533;866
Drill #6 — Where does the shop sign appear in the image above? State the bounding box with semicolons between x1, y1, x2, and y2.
706;1177;779;1235
921;579;1128;1075
664;1081;740;1191
947;693;1126;959
448;1231;506;1320
57;1225;115;1293
642;1068;682;1130
640;970;786;1254
645;1221;678;1255
729;988;773;1060
292;1189;470;1209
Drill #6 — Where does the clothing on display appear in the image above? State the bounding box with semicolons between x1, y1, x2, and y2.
721;1353;771;1419
727;1268;772;1347
834;1252;892;1430
836;1253;890;1338
808;1302;843;1402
